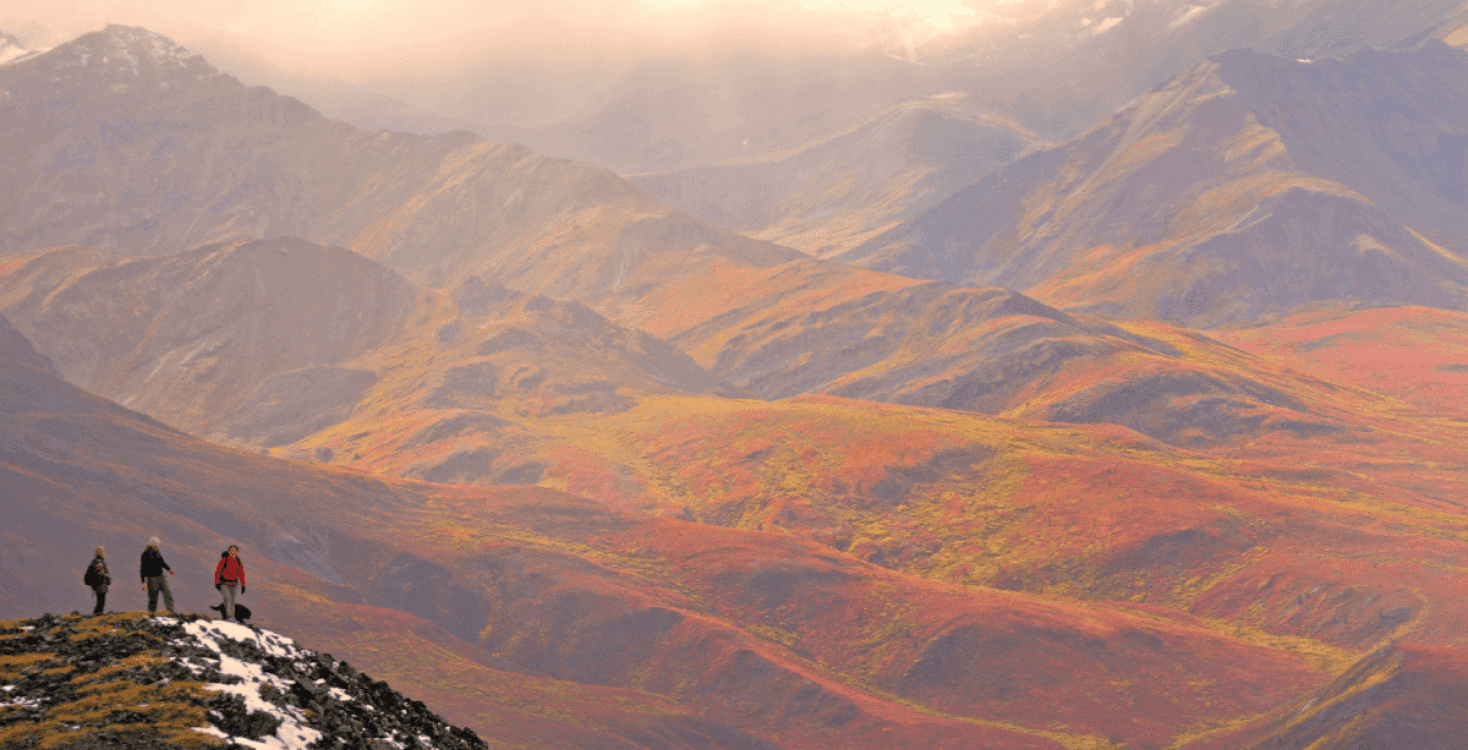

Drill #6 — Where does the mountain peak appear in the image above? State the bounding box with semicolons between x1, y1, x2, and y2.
94;24;197;58
36;24;212;80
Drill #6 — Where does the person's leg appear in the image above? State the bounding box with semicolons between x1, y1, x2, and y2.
221;584;236;621
159;575;175;612
146;576;160;613
93;588;105;614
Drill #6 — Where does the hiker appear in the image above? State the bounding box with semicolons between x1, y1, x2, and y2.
213;545;246;621
84;546;110;615
139;536;176;614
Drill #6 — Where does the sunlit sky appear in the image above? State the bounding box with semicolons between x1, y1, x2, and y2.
1;0;1058;72
2;0;1084;122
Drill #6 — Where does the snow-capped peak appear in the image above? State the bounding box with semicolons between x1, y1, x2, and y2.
39;24;211;79
96;24;201;65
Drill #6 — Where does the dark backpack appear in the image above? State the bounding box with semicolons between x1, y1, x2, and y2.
83;560;99;586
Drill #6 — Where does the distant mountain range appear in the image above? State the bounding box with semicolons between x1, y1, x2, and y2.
357;0;1468;176
0;27;1349;460
0;25;799;322
630;95;1045;258
840;42;1468;327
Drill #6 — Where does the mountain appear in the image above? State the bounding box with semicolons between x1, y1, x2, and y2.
0;25;801;319
4;25;1458;455
355;1;1466;268
917;0;1468;139
334;0;1468;180
839;43;1468;327
629;95;1044;258
0;238;743;464
596;258;1349;450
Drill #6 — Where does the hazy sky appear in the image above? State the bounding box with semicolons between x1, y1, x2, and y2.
3;0;1107;129
3;0;1062;83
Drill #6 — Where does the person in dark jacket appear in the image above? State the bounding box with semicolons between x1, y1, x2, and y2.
213;545;246;621
139;536;176;614
84;546;110;615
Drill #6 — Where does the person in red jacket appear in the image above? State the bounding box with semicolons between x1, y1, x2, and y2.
213;545;247;621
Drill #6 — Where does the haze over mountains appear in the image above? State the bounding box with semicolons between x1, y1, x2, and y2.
0;25;799;320
300;0;1468;171
629;94;1045;258
840;42;1468;327
4;4;1468;749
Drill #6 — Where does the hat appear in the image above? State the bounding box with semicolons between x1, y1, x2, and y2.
148;537;160;547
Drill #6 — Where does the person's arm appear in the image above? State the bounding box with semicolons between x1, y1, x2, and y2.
240;561;246;593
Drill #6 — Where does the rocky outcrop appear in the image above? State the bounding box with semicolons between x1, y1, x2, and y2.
0;612;487;749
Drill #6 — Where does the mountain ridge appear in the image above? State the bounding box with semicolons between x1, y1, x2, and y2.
0;25;803;317
839;42;1468;328
0;237;746;460
629;95;1045;259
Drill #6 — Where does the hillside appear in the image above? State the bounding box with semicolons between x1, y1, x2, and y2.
8;308;1440;750
1179;643;1468;750
839;43;1468;327
1214;306;1468;416
0;239;743;460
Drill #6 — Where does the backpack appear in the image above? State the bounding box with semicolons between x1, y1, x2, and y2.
83;560;100;586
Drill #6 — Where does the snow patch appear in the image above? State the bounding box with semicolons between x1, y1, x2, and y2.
1169;3;1216;29
0;695;43;710
176;618;323;750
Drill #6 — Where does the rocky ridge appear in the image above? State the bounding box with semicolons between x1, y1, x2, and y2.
0;612;487;750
